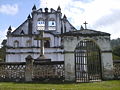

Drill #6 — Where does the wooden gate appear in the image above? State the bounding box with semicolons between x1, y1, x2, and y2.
75;40;102;82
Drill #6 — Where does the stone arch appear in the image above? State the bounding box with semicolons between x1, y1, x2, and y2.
44;40;50;48
48;18;56;30
38;18;44;21
26;40;31;47
74;39;102;82
74;38;101;52
37;18;45;30
14;40;19;47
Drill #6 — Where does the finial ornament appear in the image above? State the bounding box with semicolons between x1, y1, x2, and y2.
32;5;36;10
63;14;67;19
8;26;12;31
27;14;31;19
80;25;84;30
7;26;12;35
57;6;61;12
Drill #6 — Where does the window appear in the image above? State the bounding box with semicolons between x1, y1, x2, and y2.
14;40;19;47
37;20;45;30
48;20;56;30
26;40;31;47
44;40;50;48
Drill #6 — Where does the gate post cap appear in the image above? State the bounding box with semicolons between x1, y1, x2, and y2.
25;55;33;60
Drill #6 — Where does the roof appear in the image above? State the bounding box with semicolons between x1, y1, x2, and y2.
1;39;7;46
11;20;28;35
61;29;110;36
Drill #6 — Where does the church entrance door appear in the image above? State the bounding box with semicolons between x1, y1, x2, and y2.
75;40;102;82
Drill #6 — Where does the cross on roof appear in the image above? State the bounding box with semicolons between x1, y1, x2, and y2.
83;21;88;29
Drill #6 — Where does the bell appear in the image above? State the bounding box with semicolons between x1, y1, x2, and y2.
52;21;54;25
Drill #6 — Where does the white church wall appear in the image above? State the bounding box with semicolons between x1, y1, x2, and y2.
32;12;38;34
58;37;61;46
6;54;21;62
32;37;37;47
6;36;11;47
7;36;32;47
54;36;61;47
45;53;63;61
6;47;64;62
48;14;57;21
7;37;18;47
56;13;61;33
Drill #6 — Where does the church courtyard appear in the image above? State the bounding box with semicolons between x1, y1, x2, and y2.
0;80;120;90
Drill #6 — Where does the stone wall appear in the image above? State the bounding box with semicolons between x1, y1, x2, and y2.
0;55;64;82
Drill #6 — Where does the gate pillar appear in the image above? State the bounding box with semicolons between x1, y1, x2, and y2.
101;52;114;80
63;36;77;82
25;55;33;82
64;52;75;82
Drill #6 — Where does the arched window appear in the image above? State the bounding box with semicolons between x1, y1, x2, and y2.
48;19;56;30
37;19;45;30
14;40;19;47
26;40;31;47
44;40;50;48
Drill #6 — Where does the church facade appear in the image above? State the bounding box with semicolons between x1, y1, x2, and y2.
6;6;77;62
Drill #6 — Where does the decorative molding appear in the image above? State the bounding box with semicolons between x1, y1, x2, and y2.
101;50;112;53
63;51;74;54
6;46;63;49
6;51;64;54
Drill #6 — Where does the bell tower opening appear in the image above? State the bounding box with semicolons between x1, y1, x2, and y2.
37;19;45;30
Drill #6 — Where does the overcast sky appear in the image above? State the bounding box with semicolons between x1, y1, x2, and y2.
0;0;120;45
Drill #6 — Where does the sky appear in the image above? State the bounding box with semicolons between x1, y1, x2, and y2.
0;0;120;46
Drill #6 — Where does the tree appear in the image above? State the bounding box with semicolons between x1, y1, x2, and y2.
0;47;6;62
0;39;7;62
113;46;120;57
111;38;120;48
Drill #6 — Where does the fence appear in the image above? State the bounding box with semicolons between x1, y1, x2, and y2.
0;57;120;82
113;60;120;79
0;62;25;81
0;55;64;82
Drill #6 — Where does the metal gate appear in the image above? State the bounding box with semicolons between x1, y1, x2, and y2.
75;40;102;82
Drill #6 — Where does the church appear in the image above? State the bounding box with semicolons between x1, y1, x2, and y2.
5;5;114;81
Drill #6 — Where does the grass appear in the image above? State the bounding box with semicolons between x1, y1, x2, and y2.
0;80;120;90
113;54;120;60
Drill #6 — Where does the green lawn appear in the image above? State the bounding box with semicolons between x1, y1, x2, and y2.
0;80;120;90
